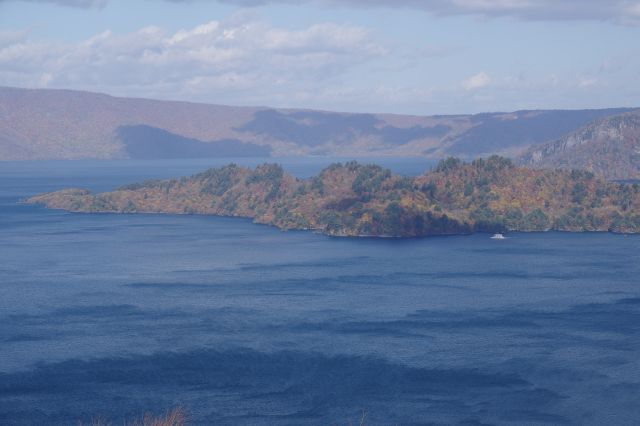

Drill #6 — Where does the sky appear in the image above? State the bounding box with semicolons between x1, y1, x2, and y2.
1;0;640;115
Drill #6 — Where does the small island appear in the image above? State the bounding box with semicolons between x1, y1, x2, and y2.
27;156;640;237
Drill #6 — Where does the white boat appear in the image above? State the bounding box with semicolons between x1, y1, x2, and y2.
491;233;506;240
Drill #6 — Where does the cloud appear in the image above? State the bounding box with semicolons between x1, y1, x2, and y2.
191;0;640;25
0;0;106;7
462;72;491;90
4;0;640;25
1;7;636;114
578;76;597;88
0;15;386;104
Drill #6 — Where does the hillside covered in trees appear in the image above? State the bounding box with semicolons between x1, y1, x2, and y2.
27;157;640;237
519;111;640;181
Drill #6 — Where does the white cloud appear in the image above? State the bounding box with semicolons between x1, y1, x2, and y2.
0;16;386;103
462;72;491;90
577;77;597;88
0;9;636;114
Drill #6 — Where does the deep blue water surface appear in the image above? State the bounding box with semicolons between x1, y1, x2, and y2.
1;159;639;425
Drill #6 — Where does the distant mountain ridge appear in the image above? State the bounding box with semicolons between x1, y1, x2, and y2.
0;86;635;160
519;111;640;180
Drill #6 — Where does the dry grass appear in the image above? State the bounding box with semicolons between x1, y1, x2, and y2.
80;407;188;426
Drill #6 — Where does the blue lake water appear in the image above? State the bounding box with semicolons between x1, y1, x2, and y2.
1;158;639;425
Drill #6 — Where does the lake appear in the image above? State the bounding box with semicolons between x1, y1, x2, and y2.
1;158;639;425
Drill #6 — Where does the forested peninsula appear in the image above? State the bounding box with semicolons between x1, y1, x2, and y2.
27;157;640;237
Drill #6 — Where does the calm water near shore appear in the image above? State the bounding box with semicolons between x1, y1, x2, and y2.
1;159;639;425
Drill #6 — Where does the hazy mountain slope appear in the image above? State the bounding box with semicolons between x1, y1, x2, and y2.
117;125;271;159
519;111;640;180
0;86;258;160
0;86;634;160
447;109;633;156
